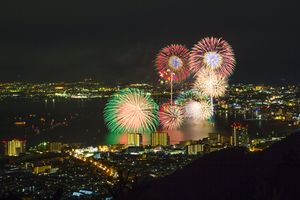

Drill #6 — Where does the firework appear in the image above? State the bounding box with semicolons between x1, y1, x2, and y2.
104;88;159;134
190;37;235;77
194;68;228;98
156;44;190;82
175;90;213;122
175;89;207;105
184;100;213;121
159;103;184;130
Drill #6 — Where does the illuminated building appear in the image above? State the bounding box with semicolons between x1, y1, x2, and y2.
33;165;52;174
209;132;231;146
187;144;204;155
3;139;26;156
98;145;109;152
127;133;142;147
230;123;249;147
209;132;222;145
255;85;264;91
49;142;62;153
151;132;169;146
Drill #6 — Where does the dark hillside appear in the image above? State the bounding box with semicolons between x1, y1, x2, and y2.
129;131;300;200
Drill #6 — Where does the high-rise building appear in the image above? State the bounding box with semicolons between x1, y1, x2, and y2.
151;132;169;146
127;133;142;146
186;138;211;154
209;132;222;146
49;142;62;153
230;122;249;147
187;143;204;155
209;132;231;146
3;139;26;156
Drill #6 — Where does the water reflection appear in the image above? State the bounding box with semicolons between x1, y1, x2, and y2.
177;120;215;143
105;132;151;145
105;120;216;145
1;99;296;146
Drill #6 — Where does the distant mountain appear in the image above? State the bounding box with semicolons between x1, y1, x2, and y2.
128;130;300;200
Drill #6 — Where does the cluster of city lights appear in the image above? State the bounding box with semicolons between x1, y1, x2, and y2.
68;149;118;178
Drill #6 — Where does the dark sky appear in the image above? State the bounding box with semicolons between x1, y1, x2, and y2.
0;0;299;84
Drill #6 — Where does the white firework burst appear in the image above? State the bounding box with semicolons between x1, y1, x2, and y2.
184;100;212;122
194;68;228;98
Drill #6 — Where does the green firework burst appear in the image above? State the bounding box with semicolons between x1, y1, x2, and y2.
175;89;210;106
104;88;159;134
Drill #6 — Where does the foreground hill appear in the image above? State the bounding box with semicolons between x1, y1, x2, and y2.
129;130;300;200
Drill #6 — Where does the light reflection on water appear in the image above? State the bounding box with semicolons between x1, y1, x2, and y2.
170;120;215;144
105;120;216;145
0;99;296;146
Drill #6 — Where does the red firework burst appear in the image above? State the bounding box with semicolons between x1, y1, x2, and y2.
189;37;235;77
156;44;190;82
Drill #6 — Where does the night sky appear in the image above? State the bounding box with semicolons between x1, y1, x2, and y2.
0;0;299;84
